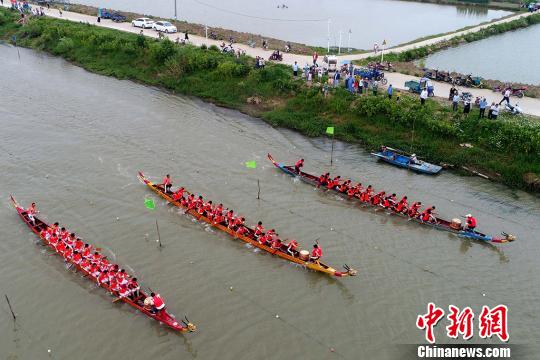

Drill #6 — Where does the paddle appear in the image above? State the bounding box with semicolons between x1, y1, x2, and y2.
112;296;125;303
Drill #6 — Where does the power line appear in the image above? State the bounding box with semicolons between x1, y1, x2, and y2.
191;0;327;22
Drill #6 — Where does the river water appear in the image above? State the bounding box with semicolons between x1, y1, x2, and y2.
1;46;539;360
424;24;540;85
72;0;510;49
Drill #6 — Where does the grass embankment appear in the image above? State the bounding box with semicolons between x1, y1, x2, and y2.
360;12;540;97
1;8;538;191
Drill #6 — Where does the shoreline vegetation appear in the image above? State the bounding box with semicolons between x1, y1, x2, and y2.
404;0;523;11
1;8;538;192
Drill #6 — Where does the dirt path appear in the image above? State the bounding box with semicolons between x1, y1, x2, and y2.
6;4;539;116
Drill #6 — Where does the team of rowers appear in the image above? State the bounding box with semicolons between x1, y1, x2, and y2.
29;205;167;314
160;175;324;263
292;161;478;232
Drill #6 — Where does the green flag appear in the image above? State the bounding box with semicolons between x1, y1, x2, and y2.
326;126;335;135
144;198;155;210
245;161;257;169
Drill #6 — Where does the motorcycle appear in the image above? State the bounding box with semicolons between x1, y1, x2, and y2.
268;50;283;61
460;92;473;103
462;74;483;88
505;103;523;115
368;61;393;72
492;85;527;98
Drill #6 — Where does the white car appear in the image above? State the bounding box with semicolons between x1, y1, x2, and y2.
132;18;154;29
153;21;177;33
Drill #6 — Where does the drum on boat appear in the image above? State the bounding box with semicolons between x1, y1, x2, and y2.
450;218;462;230
299;250;309;261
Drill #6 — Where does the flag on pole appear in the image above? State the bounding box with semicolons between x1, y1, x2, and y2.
326;126;335;135
245;161;257;169
144;198;155;210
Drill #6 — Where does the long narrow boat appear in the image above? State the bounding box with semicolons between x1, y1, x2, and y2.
267;154;516;244
138;172;357;278
11;195;196;333
371;147;442;175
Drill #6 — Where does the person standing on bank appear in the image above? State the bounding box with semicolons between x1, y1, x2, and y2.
452;92;459;111
292;61;298;77
420;88;428;105
478;97;487;119
499;88;511;105
491;103;500;120
387;84;393;99
463;99;471;115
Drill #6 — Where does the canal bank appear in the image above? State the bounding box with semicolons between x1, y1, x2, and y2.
1;7;539;192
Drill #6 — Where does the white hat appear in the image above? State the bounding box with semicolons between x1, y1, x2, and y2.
411;154;416;157
466;214;472;217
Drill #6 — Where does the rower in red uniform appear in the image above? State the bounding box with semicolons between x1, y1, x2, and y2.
161;174;172;194
360;185;373;202
394;196;408;213
128;277;140;299
225;210;234;226
200;200;213;216
271;237;282;251
81;257;92;271
72;251;83;265
294;158;304;173
100;257;111;272
286;239;298;256
258;233;269;246
254;221;264;238
55;240;67;256
327;176;341;190
82;244;92;259
421;207;437;223
310;244;323;263
65;233;75;249
318;173;329;188
118;285;130;299
91;251;102;264
339;179;351;193
97;269;109;285
63;246;73;261
232;216;245;231
27;202;37;224
465;214;477;232
348;183;361;198
408;202;422;218
51;222;60;236
150;292;166;314
371;191;385;206
90;263;101;278
172;187;185;201
74;237;84;252
48;232;59;247
213;210;224;225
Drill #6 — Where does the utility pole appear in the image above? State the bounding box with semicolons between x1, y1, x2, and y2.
174;0;178;26
347;29;352;53
327;18;330;53
338;30;342;55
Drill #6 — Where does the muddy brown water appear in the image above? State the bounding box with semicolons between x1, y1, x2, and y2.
0;46;539;360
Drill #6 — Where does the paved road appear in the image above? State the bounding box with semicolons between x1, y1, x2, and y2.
6;3;539;116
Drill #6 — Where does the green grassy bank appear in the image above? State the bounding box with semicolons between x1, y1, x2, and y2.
1;9;539;192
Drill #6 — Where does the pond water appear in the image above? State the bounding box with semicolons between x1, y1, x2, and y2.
73;0;510;49
424;23;540;85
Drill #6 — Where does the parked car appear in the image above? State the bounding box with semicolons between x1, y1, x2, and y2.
132;18;155;29
153;21;178;33
101;10;126;22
